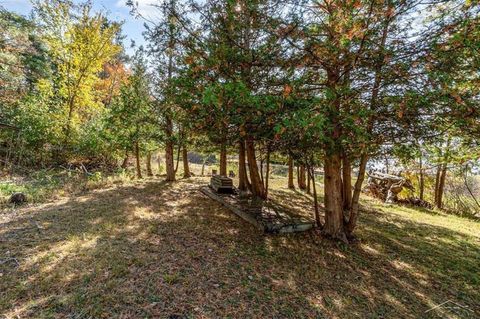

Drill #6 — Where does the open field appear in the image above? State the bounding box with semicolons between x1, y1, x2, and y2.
1;176;479;318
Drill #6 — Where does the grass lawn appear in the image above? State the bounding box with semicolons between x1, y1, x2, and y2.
1;176;479;318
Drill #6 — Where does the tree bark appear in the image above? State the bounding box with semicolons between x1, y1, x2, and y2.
436;164;447;209
323;154;346;241
308;166;321;228
165;20;175;182
288;156;295;189
220;144;227;176
342;154;352;212
182;147;191;178
297;165;300;187
260;156;264;186
307;169;311;195
63;96;76;148
135;141;142;179
238;140;248;191
299;165;307;190
165;122;175;182
345;153;368;236
265;148;270;198
434;164;441;206
146;151;153;176
419;154;424;200
174;145;181;174
121;149;129;169
245;137;266;199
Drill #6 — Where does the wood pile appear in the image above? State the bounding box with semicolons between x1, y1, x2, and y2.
210;175;234;193
363;171;414;203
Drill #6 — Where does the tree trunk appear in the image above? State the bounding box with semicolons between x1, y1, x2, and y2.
299;166;307;190
165;21;175;181
265;148;270;198
245;137;266;199
201;156;208;176
220;144;227;176
182;147;191;178
436;164;447;209
238;140;248;191
345;8;390;239
345;153;368;236
434;164;441;205
288;156;295;189
342;155;352;212
135;141;142;179
323;154;346;241
308;166;321;228
63;96;75;148
297;165;300;187
146;151;153;176
174;145;181;173
165;113;175;181
260;157;264;186
307;169;311;195
121;149;129;169
419;154;424;200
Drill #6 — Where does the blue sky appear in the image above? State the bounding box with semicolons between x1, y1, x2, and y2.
1;0;159;54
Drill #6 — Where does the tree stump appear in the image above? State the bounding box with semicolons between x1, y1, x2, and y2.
9;192;27;205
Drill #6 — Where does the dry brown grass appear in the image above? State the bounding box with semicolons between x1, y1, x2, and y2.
1;176;479;318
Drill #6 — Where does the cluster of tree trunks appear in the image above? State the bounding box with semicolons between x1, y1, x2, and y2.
245;138;267;199
235;138;271;199
317;9;390;241
147;134;371;241
322;152;368;241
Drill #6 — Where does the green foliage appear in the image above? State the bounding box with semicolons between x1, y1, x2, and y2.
32;0;121;147
1;1;124;166
1;0;479;220
0;7;49;106
105;49;157;155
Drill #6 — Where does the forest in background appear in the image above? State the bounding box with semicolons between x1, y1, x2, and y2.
1;0;479;241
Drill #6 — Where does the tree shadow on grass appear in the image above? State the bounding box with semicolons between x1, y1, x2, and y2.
0;178;479;318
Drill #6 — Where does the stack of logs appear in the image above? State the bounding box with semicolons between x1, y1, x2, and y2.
363;171;414;203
